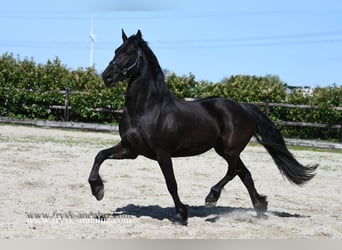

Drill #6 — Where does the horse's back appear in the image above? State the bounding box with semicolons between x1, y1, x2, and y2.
194;97;252;122
194;97;256;151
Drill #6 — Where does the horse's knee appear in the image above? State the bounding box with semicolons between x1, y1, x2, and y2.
95;150;106;164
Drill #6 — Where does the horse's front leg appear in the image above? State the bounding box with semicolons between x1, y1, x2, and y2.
156;152;188;225
88;142;137;201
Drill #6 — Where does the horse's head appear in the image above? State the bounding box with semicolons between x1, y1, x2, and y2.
102;29;143;87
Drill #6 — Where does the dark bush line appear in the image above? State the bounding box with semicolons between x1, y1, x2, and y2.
1;53;341;141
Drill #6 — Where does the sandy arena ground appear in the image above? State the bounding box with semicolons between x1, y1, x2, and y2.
0;124;341;239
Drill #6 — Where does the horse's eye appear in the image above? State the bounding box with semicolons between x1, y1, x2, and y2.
126;50;134;56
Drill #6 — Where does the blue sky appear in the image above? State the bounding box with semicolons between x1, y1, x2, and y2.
1;0;341;87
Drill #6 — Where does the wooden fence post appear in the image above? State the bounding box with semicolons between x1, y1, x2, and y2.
64;88;70;121
339;112;342;143
265;99;270;117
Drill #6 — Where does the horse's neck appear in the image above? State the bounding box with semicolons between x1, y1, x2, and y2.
125;74;173;116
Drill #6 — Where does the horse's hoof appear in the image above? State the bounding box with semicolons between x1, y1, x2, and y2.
173;213;188;226
255;195;268;213
94;188;105;201
205;190;220;207
205;201;217;208
256;212;268;219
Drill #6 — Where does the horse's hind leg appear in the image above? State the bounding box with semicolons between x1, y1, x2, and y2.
236;157;268;217
205;153;238;207
88;142;137;201
205;153;268;217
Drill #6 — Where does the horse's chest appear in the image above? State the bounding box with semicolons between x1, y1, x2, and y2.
119;113;155;157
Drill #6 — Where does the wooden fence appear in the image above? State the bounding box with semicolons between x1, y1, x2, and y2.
4;88;342;142
48;88;123;121
263;99;342;128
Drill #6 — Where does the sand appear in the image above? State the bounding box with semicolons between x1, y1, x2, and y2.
0;124;341;239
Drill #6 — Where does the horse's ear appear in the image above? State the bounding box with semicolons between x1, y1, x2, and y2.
136;30;142;40
122;29;128;42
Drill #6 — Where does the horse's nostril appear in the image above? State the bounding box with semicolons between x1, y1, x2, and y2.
102;72;112;84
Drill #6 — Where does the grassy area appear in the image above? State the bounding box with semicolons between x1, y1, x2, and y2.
0;124;119;147
247;141;342;154
287;145;342;154
1;123;341;154
0;134;118;147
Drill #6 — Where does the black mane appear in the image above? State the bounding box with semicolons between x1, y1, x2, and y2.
130;35;170;97
137;39;164;80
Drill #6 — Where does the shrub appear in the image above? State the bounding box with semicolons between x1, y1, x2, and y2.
0;53;341;140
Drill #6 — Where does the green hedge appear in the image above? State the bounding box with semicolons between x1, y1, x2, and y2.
0;53;341;141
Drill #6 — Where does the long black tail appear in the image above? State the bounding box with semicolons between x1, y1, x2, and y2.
242;103;318;185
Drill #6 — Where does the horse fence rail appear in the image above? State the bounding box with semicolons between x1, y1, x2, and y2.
4;88;342;142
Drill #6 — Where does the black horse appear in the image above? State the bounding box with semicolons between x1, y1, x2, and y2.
88;30;318;224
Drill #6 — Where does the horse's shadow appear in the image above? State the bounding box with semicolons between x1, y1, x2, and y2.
112;204;309;223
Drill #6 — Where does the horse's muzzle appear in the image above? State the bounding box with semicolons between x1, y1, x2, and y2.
102;69;116;87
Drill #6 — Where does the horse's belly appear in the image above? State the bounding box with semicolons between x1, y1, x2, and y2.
172;132;218;157
170;119;219;157
172;144;213;157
